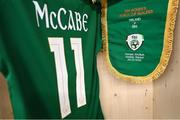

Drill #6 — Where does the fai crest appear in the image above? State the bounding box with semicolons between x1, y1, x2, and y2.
126;34;144;51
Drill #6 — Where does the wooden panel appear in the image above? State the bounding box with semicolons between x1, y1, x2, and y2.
153;4;180;119
97;53;153;119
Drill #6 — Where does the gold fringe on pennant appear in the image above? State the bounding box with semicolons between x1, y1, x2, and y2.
101;0;179;84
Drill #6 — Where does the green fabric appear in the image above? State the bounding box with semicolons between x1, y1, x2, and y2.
0;34;3;73
0;33;8;76
0;0;103;119
107;0;169;76
0;50;7;76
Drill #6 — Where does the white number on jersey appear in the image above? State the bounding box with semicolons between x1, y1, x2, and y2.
48;37;86;118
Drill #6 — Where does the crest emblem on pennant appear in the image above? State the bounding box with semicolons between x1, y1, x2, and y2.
126;34;144;51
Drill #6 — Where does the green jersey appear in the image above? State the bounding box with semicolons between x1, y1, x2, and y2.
0;0;103;119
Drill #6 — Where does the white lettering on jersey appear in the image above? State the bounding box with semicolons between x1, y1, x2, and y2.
32;1;89;32
32;1;49;28
57;8;67;30
68;10;76;31
83;14;88;32
75;12;82;31
50;11;58;29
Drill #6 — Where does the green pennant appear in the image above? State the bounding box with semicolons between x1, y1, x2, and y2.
101;0;179;83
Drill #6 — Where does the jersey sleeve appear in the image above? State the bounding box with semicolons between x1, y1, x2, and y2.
0;55;3;72
0;47;4;74
0;55;7;76
0;1;5;74
0;2;9;76
0;34;9;77
95;3;103;54
0;33;3;72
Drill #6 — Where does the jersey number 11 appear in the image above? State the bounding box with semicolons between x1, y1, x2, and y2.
48;37;86;118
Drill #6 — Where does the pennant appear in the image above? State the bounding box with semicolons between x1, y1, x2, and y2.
101;0;179;83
